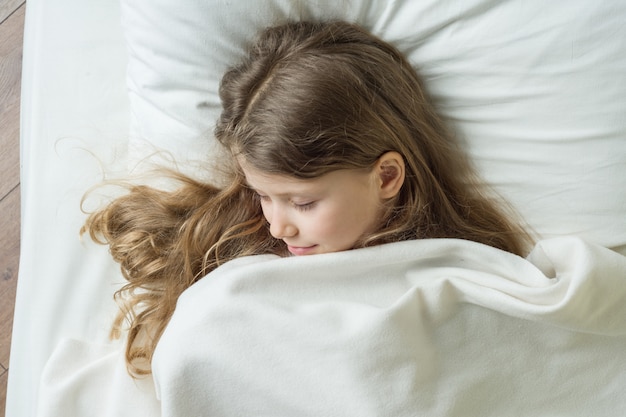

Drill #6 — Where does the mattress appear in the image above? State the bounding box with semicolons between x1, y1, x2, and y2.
7;0;129;415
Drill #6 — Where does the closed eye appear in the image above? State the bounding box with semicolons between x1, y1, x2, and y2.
253;190;316;211
292;201;316;211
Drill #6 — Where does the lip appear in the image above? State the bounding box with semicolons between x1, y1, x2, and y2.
287;245;318;256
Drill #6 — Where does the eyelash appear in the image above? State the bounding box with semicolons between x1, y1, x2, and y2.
293;201;316;211
255;194;316;211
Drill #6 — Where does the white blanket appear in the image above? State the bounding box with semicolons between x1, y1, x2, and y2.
38;237;626;416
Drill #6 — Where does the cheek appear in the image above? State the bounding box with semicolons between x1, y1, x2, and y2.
314;215;343;237
298;208;339;239
312;207;366;242
341;198;383;237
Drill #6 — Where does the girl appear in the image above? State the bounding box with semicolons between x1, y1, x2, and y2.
83;20;532;375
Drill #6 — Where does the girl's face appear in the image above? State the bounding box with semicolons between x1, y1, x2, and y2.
240;162;386;256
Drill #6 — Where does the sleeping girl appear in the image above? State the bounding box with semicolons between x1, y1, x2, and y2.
82;20;532;376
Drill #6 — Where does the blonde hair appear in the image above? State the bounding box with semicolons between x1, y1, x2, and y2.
84;20;532;376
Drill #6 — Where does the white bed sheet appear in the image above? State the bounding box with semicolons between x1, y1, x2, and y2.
7;0;129;415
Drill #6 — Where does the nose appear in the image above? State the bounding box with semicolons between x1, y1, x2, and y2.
267;206;297;239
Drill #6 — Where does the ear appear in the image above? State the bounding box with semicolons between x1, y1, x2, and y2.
375;151;405;199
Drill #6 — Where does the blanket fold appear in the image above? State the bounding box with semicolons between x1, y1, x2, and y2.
154;237;626;416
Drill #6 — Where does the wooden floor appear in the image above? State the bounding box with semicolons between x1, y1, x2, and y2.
0;0;25;414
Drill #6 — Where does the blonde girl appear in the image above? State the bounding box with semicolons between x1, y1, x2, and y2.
83;20;531;375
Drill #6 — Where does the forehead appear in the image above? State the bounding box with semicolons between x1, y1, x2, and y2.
239;161;323;194
238;156;372;197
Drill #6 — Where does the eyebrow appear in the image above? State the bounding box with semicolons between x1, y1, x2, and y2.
243;180;281;196
243;179;319;198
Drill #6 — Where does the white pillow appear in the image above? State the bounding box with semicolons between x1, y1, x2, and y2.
120;0;626;250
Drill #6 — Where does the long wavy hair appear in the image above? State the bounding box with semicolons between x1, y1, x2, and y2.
83;20;532;376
